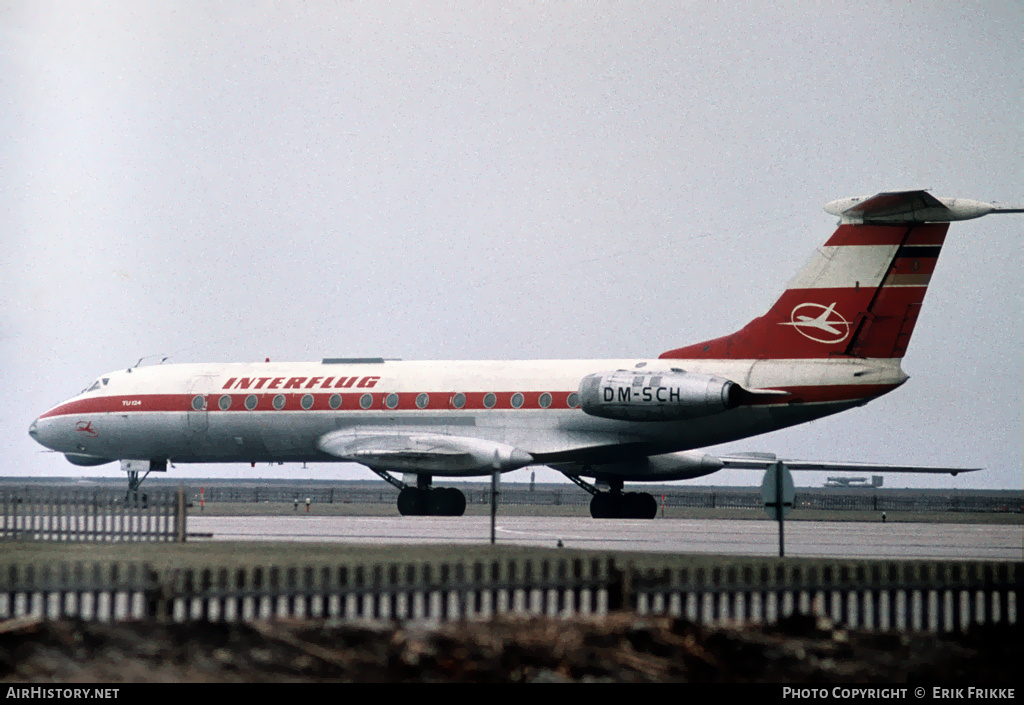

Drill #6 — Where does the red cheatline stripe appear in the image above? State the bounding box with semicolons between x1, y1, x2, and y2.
39;394;184;419
39;391;581;417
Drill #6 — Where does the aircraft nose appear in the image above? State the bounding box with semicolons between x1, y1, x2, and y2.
28;416;53;449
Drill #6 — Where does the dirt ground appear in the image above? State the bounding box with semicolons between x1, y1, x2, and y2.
1;613;1019;683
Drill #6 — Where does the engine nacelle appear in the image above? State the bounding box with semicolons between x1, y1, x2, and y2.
579;369;739;421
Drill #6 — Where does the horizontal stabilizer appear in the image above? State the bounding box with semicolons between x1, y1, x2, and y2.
718;453;980;475
824;190;1024;224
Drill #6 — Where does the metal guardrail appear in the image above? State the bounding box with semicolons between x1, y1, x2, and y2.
0;555;1017;633
0;489;187;542
190;485;1022;514
5;483;1017;514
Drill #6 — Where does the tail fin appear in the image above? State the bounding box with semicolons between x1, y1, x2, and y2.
660;189;1022;361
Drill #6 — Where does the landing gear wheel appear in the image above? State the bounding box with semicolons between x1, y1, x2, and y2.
428;487;467;516
427;488;446;516
625;492;658;519
397;487;426;516
590;492;614;519
124;491;148;508
445;487;467;516
397;487;466;516
589;491;657;519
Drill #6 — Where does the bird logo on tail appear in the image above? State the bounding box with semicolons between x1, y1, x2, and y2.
779;302;851;344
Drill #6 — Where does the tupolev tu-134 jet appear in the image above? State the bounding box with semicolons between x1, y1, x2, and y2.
29;190;1023;518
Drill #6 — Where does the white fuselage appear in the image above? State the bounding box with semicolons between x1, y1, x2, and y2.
31;356;906;478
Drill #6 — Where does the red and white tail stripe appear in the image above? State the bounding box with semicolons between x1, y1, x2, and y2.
660;222;949;360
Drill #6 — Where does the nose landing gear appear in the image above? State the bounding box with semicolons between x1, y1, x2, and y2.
121;459;167;506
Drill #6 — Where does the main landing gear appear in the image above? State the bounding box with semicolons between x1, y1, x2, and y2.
397;486;467;516
566;475;658;519
371;470;467;517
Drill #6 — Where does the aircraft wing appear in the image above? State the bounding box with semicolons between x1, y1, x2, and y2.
317;428;533;475
717;452;980;475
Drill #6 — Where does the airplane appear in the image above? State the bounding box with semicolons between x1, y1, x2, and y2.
28;190;1023;518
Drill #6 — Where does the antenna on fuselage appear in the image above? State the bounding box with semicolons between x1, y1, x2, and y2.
127;354;170;373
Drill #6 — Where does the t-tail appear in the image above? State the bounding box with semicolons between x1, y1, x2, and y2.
661;190;1023;361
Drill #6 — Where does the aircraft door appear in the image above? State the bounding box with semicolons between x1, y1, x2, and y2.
187;377;213;432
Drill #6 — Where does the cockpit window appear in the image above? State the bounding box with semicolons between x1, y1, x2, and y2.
82;378;110;394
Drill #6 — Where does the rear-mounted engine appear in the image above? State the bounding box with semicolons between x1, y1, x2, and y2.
578;369;740;421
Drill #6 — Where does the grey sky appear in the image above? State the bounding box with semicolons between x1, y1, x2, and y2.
2;2;1021;490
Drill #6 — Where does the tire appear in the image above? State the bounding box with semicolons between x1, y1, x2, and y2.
630;492;658;519
426;487;467;516
445;488;467;516
397;487;425;516
590;492;613;519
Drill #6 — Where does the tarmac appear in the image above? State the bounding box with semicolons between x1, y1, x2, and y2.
184;513;1024;561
